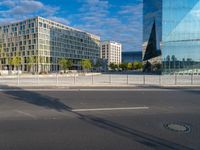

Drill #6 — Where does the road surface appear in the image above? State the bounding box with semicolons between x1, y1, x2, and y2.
0;88;199;150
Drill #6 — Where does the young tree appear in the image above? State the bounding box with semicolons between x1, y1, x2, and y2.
133;62;143;70
109;63;116;70
119;63;127;71
94;59;101;68
81;59;92;72
8;57;13;70
66;59;72;70
27;56;36;72
137;62;143;70
115;64;119;70
12;51;22;71
58;58;72;73
127;62;133;70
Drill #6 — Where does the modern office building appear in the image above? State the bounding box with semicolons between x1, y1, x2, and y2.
122;51;142;63
143;0;200;74
0;16;100;72
100;41;122;65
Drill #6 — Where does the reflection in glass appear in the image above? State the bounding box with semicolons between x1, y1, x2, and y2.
143;0;200;74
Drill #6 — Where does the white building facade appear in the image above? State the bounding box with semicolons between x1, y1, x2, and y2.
0;16;100;72
100;41;122;65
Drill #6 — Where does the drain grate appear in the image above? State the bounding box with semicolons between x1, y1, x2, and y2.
164;123;191;133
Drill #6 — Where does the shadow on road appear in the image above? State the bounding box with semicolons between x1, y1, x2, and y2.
0;85;193;150
1;85;70;112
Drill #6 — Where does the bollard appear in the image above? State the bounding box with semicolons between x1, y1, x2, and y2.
74;73;76;85
92;73;94;85
109;74;111;84
191;74;193;85
143;75;145;85
56;73;58;86
159;75;161;85
17;73;20;86
37;74;39;85
175;74;177;85
126;74;129;85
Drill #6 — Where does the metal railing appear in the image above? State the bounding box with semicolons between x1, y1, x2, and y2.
0;73;200;86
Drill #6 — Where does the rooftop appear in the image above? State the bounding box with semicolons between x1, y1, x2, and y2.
0;16;100;40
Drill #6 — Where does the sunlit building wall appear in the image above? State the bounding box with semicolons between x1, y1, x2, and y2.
100;41;122;65
0;16;100;72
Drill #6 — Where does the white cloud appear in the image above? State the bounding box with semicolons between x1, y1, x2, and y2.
0;0;143;51
119;3;143;15
42;5;60;16
6;0;43;15
0;0;16;7
0;0;66;26
72;0;142;51
48;16;70;25
0;18;18;25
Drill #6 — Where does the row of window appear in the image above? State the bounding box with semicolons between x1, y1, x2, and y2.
2;34;37;43
1;23;36;34
39;27;99;43
3;44;36;52
3;39;37;47
2;28;36;37
38;20;94;40
0;50;35;57
38;34;99;47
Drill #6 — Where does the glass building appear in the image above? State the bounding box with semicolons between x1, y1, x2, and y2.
122;51;142;63
143;0;200;74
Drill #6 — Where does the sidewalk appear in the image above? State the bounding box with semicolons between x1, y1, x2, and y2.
1;83;200;90
1;74;200;88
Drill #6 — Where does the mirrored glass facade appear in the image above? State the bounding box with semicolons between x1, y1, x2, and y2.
143;0;162;73
143;0;200;74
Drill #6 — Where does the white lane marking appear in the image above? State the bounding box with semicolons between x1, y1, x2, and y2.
72;107;149;112
79;89;165;92
79;88;200;92
15;110;37;119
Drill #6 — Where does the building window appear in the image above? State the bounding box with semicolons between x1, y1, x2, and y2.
43;23;46;28
33;39;36;44
39;22;42;27
31;28;34;33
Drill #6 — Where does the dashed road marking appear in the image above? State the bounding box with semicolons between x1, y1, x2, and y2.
72;107;149;112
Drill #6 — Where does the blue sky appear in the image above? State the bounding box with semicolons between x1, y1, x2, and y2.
0;0;142;52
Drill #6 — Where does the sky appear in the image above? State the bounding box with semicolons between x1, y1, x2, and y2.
0;0;142;52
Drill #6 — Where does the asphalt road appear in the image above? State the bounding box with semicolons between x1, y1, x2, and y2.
0;88;200;150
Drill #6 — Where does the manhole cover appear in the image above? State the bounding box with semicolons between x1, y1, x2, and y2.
164;123;190;133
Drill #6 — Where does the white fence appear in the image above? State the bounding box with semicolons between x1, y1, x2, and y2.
0;74;200;86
